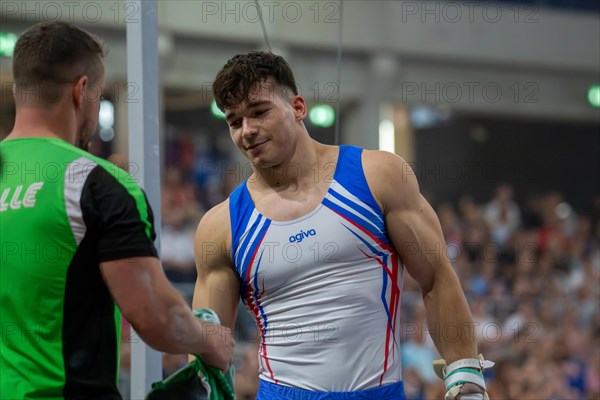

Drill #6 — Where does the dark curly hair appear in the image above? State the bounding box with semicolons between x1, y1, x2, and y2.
212;51;298;112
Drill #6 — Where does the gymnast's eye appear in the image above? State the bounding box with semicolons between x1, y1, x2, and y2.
255;109;268;117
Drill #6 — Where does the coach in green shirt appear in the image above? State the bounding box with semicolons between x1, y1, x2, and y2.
0;21;235;400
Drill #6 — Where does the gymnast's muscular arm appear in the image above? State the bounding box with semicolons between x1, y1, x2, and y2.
192;200;241;330
363;150;477;364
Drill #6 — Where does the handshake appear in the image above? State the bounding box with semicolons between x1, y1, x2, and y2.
193;309;236;373
146;309;236;400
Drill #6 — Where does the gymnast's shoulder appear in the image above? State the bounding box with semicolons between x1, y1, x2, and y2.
361;149;419;207
194;199;232;254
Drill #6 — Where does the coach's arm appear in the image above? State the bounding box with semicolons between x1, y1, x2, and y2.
100;256;235;371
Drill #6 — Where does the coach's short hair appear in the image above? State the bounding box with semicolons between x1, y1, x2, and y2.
13;21;105;103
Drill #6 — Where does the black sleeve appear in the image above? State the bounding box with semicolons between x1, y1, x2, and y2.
81;165;158;262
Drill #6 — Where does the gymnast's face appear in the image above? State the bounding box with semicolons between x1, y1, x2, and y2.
225;79;306;168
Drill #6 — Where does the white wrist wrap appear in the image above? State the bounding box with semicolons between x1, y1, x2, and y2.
444;368;486;390
433;354;494;391
444;357;495;376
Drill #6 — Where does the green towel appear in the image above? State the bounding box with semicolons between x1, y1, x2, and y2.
145;309;235;400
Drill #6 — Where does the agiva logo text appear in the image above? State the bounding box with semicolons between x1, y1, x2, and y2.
289;229;317;243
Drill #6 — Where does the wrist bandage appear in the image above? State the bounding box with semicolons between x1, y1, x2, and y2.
433;354;494;400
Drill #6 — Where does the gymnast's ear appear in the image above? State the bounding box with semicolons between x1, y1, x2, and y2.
290;95;307;121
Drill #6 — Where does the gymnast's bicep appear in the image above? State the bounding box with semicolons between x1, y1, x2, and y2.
192;201;240;330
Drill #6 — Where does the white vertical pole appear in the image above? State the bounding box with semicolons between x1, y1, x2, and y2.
126;0;162;397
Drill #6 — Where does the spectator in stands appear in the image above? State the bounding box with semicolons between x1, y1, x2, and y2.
483;184;521;247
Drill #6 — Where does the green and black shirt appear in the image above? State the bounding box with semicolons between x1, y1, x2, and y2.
0;138;158;400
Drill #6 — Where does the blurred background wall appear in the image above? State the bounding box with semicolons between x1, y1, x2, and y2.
1;1;598;399
1;0;598;208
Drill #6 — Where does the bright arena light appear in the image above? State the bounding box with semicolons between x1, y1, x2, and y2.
99;100;114;129
98;100;115;142
588;85;600;108
309;104;335;128
378;119;395;153
211;99;226;119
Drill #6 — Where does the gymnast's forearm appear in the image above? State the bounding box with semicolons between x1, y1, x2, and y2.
423;266;478;364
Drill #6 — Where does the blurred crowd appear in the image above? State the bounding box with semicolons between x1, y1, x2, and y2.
115;135;599;400
401;184;600;400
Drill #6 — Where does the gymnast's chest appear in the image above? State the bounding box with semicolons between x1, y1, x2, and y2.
237;207;385;293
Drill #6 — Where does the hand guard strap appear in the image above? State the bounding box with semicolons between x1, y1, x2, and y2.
433;354;494;395
444;367;485;391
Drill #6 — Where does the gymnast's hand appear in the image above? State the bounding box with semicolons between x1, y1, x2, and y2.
444;381;489;400
197;322;236;372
